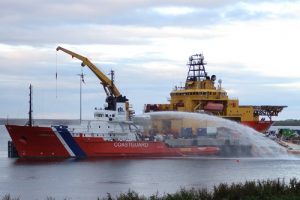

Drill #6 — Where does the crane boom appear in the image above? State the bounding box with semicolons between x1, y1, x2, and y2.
56;46;121;97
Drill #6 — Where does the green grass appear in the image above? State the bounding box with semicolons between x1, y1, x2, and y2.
1;194;19;200
3;178;300;200
101;178;300;200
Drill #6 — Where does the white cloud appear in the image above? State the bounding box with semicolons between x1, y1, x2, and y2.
152;6;199;16
236;1;300;18
1;0;300;119
270;82;300;90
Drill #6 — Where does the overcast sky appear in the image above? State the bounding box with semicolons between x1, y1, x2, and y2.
1;0;300;120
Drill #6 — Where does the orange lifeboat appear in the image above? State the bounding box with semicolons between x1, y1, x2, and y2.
204;102;224;111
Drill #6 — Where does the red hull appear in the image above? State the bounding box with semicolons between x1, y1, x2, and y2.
74;138;218;157
6;125;70;157
6;125;219;158
241;121;273;133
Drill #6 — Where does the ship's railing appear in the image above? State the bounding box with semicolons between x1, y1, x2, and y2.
173;86;185;91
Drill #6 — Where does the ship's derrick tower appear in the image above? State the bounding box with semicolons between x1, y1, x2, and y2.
170;54;231;116
186;54;207;83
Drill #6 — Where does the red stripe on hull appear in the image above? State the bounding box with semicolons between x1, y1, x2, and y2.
6;125;70;158
241;121;273;133
74;138;219;157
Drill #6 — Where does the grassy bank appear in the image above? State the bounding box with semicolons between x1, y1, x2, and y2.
2;178;300;200
273;120;300;126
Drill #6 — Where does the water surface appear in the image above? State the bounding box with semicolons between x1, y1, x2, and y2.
1;125;300;199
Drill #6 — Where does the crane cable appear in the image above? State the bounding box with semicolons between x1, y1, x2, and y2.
55;50;58;98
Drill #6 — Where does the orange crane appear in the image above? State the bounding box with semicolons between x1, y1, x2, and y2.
56;46;128;111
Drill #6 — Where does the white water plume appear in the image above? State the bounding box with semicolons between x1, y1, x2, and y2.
134;111;288;157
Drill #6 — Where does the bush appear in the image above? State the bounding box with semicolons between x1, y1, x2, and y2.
4;178;300;200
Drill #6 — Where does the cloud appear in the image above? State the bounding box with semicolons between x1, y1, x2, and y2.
151;6;200;16
269;82;300;90
1;0;300;119
0;0;238;27
236;1;300;18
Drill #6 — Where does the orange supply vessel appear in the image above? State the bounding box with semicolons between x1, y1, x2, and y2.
144;54;286;133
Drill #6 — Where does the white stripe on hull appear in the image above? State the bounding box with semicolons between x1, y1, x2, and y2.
51;127;75;157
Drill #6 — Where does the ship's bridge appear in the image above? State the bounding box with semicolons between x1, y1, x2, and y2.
94;108;116;121
94;102;127;121
171;88;228;100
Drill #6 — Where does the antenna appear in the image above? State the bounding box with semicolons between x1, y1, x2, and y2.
28;84;33;127
77;69;85;124
218;79;222;89
108;70;115;97
55;51;58;98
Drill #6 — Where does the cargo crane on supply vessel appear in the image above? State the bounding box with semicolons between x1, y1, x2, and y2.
56;46;133;119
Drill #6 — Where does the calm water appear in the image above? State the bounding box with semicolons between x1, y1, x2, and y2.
1;125;300;200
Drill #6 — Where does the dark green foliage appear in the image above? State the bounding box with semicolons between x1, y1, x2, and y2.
100;178;300;200
273;120;300;126
1;194;19;200
46;197;56;200
212;179;288;200
162;188;212;200
3;178;300;200
114;190;146;200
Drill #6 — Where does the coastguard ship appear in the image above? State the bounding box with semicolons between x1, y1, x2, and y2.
144;54;286;133
6;47;219;158
6;110;219;158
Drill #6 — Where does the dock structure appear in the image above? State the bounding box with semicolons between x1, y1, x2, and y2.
8;141;19;158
